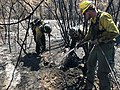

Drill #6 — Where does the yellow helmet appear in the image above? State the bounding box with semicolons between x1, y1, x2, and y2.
79;0;93;14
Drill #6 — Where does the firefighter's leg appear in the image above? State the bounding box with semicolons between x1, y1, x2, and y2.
41;34;46;53
82;43;90;76
36;42;40;54
35;27;42;54
97;43;115;90
86;46;97;90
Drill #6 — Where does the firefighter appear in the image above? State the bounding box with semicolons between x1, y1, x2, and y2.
78;1;119;90
69;27;84;50
31;19;52;55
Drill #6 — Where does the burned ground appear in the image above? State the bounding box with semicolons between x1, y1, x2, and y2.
0;21;120;90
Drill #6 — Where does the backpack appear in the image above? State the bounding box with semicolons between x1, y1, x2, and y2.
43;23;52;33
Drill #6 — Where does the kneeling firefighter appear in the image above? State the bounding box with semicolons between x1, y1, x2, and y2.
31;19;52;54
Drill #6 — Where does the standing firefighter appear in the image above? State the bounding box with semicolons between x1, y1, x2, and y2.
31;19;52;54
78;0;119;90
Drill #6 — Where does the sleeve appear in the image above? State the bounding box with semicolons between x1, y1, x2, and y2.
99;13;119;43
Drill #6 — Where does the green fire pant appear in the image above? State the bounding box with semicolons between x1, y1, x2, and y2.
35;27;46;54
86;42;115;90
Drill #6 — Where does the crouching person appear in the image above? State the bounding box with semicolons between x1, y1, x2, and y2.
31;19;52;55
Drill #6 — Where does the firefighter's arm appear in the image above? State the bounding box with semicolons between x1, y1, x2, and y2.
98;13;119;43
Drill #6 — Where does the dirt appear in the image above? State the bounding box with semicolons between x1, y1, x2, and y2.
0;20;120;90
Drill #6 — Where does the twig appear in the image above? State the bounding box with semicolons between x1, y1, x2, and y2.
5;1;45;90
0;0;45;26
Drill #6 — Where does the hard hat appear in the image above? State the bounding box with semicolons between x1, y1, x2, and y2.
79;0;93;14
35;19;42;26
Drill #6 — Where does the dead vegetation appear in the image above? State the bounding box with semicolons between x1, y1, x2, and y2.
0;0;120;90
